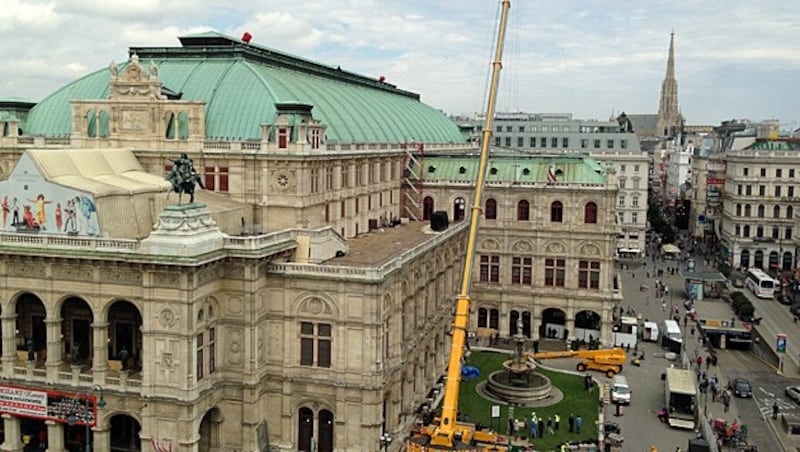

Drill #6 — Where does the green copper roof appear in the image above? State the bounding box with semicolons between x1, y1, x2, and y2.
25;32;464;144
411;154;608;184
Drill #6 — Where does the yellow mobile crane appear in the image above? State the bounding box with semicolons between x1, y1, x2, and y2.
406;1;511;451
530;348;627;378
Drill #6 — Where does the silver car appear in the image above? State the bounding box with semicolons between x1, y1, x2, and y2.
786;386;800;404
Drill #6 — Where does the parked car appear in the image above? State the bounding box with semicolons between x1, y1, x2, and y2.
731;378;752;398
787;386;800;404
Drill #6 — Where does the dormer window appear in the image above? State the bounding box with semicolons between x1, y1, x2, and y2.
522;168;530;176
490;167;498;175
309;128;321;149
427;165;436;173
459;166;467;174
278;127;289;149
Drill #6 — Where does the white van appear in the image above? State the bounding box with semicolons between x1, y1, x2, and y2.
662;320;682;343
643;321;660;342
611;375;631;405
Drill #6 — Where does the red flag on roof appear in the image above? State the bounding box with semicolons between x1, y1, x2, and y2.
242;32;252;44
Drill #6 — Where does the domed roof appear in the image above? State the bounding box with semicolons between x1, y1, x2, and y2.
25;32;464;144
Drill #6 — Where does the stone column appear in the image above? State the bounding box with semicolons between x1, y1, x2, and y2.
0;414;23;452
45;420;64;452
92;426;110;452
92;322;109;385
44;317;63;381
1;314;18;378
565;318;576;343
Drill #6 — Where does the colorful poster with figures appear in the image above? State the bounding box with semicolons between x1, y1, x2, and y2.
777;334;787;353
0;153;100;236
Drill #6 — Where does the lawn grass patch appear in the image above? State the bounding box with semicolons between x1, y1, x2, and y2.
452;350;599;450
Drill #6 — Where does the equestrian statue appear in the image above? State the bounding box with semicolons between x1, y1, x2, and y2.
166;153;204;204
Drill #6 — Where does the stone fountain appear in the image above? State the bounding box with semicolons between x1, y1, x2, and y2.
479;319;557;406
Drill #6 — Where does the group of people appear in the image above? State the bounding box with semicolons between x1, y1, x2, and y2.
509;412;583;441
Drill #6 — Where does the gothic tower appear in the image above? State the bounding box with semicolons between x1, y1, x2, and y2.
656;32;682;137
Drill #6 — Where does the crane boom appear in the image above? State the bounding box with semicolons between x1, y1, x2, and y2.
428;0;512;448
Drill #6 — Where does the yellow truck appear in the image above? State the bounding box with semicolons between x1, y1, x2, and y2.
531;348;627;378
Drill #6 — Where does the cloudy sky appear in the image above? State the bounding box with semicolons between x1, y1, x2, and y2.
2;0;799;128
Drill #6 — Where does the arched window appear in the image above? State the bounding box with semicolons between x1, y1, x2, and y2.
787;206;794;219
477;308;488;328
740;250;750;268
99;110;110;138
735;204;742;216
86;109;97;138
318;410;334;452
754;250;764;269
743;225;750;237
756;225;763;237
178;111;190;139
584;202;597;224
744;205;751;217
757;204;765;218
550;201;563;222
485;198;497;220
298;407;314;452
165;112;175;139
454;197;466;222
422;196;434;221
774;205;781;218
517;200;530;221
489;308;499;329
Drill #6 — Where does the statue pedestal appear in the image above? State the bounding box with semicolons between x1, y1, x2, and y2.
140;204;224;257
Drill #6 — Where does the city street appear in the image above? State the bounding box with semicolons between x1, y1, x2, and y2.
610;253;782;452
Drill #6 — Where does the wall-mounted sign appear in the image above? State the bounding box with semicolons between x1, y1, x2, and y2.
0;385;97;426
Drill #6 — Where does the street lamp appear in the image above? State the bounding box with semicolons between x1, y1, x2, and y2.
67;385;105;452
380;431;392;452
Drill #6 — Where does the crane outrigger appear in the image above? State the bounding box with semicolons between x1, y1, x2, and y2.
406;1;511;450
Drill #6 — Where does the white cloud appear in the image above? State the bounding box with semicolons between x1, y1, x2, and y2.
0;0;59;32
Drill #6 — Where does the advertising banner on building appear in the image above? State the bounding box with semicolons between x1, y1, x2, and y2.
0;385;97;426
0;386;47;418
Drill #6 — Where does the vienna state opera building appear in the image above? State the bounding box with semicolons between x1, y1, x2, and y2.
0;32;620;451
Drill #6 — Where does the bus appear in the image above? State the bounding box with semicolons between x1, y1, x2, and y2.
664;367;697;429
745;268;777;299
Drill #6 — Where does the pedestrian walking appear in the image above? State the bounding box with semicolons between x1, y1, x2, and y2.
530;416;538;439
575;415;583;433
773;401;780;420
568;413;575;433
662;300;666;311
547;417;554;435
554;413;560;430
538;418;544;437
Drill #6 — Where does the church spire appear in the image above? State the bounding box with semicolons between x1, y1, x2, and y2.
665;31;675;79
657;32;681;137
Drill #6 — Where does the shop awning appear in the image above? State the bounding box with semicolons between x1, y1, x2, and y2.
661;244;680;254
